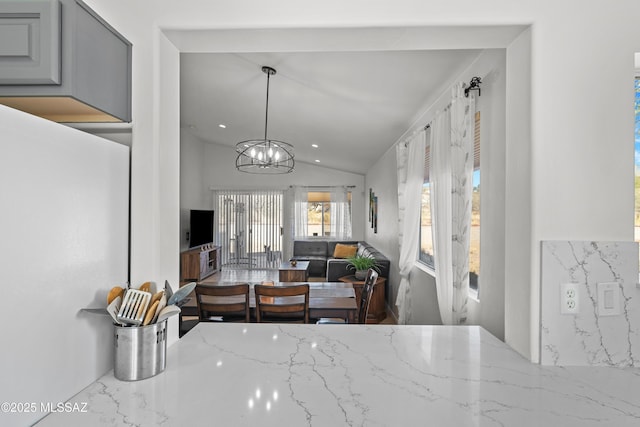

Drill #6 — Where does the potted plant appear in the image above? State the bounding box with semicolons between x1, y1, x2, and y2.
346;254;380;280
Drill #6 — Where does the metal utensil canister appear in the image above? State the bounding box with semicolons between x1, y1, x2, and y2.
114;319;167;381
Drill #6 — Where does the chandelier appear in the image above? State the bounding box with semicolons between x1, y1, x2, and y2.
235;66;295;174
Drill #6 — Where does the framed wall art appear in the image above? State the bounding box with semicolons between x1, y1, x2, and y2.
369;188;378;234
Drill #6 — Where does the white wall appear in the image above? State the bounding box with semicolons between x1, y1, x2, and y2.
504;28;533;360
201;142;365;205
0;106;129;426
156;33;182;344
180;138;366;264
466;49;507;340
82;0;640;362
180;130;208;251
179;139;366;247
363;146;402;317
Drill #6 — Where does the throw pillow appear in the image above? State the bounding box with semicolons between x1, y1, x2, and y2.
333;243;357;259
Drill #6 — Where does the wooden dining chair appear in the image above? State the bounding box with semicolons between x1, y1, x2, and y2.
254;284;309;323
195;283;251;323
317;268;378;324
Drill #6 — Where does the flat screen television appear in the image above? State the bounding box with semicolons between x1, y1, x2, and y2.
189;209;214;248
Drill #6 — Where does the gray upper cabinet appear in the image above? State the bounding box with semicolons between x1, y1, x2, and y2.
0;0;131;123
0;1;61;84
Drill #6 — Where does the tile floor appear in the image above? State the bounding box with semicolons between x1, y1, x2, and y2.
200;268;278;284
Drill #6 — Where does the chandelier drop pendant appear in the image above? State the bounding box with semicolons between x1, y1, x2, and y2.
235;66;295;174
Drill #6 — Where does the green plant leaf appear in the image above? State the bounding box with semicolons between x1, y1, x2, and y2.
346;254;381;272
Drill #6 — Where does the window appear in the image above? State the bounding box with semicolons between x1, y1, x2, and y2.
296;190;352;239
419;141;435;269
308;192;332;237
418;112;481;295
634;77;640;256
469;111;481;293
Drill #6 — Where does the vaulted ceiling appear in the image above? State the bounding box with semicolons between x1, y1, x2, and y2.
180;49;481;174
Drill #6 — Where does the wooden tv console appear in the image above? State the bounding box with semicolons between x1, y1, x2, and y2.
180;245;221;282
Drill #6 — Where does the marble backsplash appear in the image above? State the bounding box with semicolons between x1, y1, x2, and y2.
540;241;639;366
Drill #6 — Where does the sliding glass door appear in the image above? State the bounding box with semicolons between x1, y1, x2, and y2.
214;190;284;270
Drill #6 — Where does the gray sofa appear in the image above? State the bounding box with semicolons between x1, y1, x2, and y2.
290;240;390;281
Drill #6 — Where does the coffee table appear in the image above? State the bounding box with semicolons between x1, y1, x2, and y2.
279;260;310;282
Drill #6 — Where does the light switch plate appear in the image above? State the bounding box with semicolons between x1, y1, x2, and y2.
597;282;621;316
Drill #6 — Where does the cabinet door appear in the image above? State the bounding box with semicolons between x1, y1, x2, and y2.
199;252;209;278
181;251;200;282
0;1;61;84
0;0;132;123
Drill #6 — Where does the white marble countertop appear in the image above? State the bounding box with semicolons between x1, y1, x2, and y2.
37;324;640;426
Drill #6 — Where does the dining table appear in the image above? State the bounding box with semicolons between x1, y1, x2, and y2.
181;281;358;323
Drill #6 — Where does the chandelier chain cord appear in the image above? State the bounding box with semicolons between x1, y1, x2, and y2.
264;71;270;142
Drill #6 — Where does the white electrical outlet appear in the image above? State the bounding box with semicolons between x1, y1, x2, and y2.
560;283;579;314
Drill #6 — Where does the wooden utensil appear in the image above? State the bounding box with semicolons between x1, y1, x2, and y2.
143;300;159;326
152;294;167;324
107;286;125;305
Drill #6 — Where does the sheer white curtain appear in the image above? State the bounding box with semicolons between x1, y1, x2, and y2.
395;130;426;324
292;186;308;240
430;82;475;325
430;110;453;325
330;187;352;240
450;82;475;324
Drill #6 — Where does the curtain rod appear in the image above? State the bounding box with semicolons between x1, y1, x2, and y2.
420;77;481;132
401;102;452;145
289;185;356;189
422;102;452;131
209;186;357;192
399;76;482;146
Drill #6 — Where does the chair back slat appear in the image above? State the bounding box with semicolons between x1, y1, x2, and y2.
357;269;378;324
195;283;250;323
255;284;309;323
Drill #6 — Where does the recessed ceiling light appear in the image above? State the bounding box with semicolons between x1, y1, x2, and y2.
218;124;226;129
311;144;319;148
315;159;320;163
